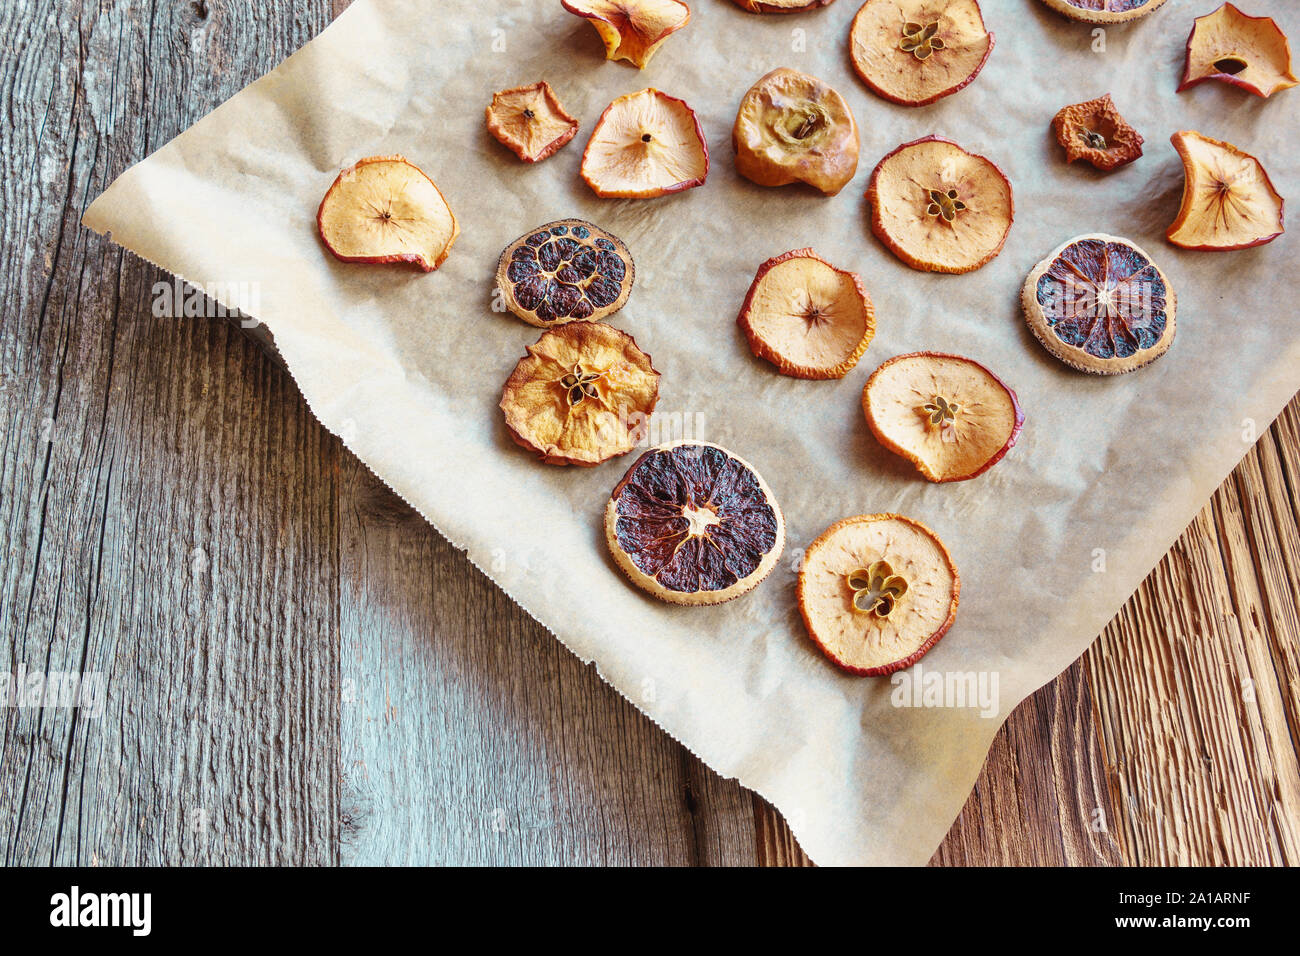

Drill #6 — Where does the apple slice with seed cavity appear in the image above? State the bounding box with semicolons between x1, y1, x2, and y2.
1166;130;1284;250
317;155;459;271
582;88;709;199
850;0;994;107
485;81;580;163
1179;3;1297;99
562;0;690;69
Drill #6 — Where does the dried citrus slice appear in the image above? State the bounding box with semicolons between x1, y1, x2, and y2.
1022;234;1176;374
500;322;660;467
732;68;859;196
1167;131;1284;250
798;514;959;676
850;0;994;107
605;441;785;605
582;89;709;199
485;81;580;163
496;220;635;328
863;352;1022;482
562;0;690;69
1180;4;1297;99
1051;94;1144;171
738;249;875;379
317;155;458;271
867;136;1013;274
729;0;837;13
1039;0;1169;23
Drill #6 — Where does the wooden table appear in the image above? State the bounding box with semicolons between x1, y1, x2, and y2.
2;1;1297;866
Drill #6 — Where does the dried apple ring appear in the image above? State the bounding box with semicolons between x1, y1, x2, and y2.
1022;234;1176;374
1167;131;1284;251
605;441;785;605
867;136;1013;274
500;321;660;467
485;81;580;163
1039;0;1169;23
729;0;837;13
496;220;635;328
1180;3;1297;99
582;89;709;199
737;249;875;379
798;514;959;676
562;0;690;69
1051;94;1144;171
863;352;1023;481
850;0;994;107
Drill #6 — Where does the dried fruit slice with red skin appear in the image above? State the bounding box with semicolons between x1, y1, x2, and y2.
738;249;875;379
1039;0;1169;24
798;514;959;676
485;81;580;163
605;441;785;605
867;136;1014;274
733;68;859;196
729;0;836;13
1180;4;1298;99
500;322;660;467
863;353;1023;482
1166;131;1284;251
1022;234;1176;374
317;155;458;271
497;220;634;328
582;89;709;198
562;0;690;69
850;0;994;107
1051;94;1144;171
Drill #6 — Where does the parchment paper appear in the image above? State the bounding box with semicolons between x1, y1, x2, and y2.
83;0;1300;865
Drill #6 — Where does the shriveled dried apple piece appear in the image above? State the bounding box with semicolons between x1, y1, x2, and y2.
317;155;458;271
850;0;994;107
500;321;660;466
496;219;635;327
733;68;859;196
867;136;1014;274
1039;0;1169;23
1179;3;1297;99
562;0;690;69
1167;130;1284;250
485;81;580;163
863;352;1023;482
798;513;959;676
729;0;836;12
1051;94;1144;171
582;88;709;199
737;249;875;379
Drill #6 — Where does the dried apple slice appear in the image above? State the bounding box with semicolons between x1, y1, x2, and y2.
729;0;836;13
733;68;859;196
850;0;994;107
1039;0;1169;23
317;155;458;271
798;514;959;676
496;220;635;327
500;321;660;467
605;440;785;605
1167;131;1284;250
581;88;709;199
867;136;1013;274
1051;94;1144;171
1179;3;1297;99
485;81;580;163
737;249;875;379
1022;234;1176;374
562;0;690;69
863;352;1023;482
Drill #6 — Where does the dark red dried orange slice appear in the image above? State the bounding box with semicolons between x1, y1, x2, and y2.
1040;0;1169;23
496;219;634;328
604;441;785;605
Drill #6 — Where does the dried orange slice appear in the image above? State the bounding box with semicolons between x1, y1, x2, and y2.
1022;234;1176;374
798;514;959;676
500;321;660;467
733;68;859;196
1039;0;1169;23
485;81;580;163
582;89;709;199
863;352;1022;482
729;0;837;13
317;155;458;271
1167;131;1284;250
867;136;1013;274
496;220;635;327
1180;4;1297;99
737;249;875;379
1051;94;1144;171
605;441;785;605
850;0;994;107
562;0;690;69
